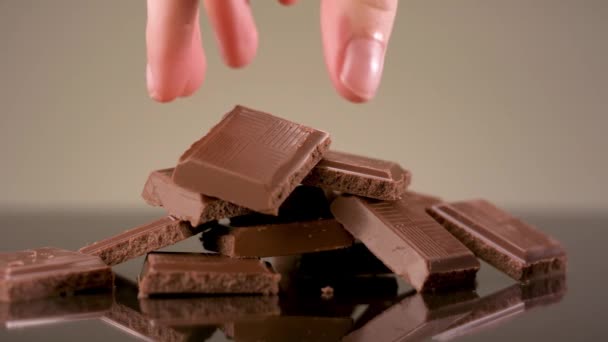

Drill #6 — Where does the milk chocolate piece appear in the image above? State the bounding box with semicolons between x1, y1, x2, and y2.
344;290;479;342
202;219;353;258
427;199;567;282
303;150;411;200
142;168;250;226
0;247;113;302
79;216;203;266
223;316;353;342
138;252;280;297
1;293;112;329
434;275;567;341
173;105;332;214
331;194;479;292
139;296;280;326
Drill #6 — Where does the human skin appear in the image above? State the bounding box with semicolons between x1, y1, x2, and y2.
145;0;398;104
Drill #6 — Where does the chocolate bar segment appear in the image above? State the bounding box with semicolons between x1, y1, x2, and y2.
79;216;203;266
0;247;113;302
138;252;280;297
427;199;567;282
331;194;479;292
303;150;411;200
142;168;250;226
202;219;353;258
172;105;331;214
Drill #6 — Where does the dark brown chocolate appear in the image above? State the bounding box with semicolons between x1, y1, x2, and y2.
202;219;353;258
295;243;393;277
427;199;567;282
0;247;113;302
223;316;353;342
434;275;567;341
79;216;203;266
172;105;331;215
142;168;251;226
139;296;280;326
344;290;479;342
303;150;411;200
1;293;112;329
138;252;281;297
331;193;479;292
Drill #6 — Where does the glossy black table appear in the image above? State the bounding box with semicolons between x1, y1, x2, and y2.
0;208;602;341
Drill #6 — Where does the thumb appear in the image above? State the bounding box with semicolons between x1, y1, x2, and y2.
321;0;398;103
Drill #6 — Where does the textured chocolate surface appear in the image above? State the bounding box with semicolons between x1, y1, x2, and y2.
142;168;250;226
172;105;331;214
434;275;567;341
223;316;353;342
344;290;479;342
331;194;479;292
303;150;411;200
1;293;112;329
0;247;113;302
428;199;567;281
138;252;280;297
79;217;203;266
202;219;353;257
139;296;280;326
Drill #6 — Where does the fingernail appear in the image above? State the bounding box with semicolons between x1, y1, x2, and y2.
146;63;159;100
339;37;385;101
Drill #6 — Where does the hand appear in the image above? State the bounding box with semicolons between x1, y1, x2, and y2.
146;0;398;103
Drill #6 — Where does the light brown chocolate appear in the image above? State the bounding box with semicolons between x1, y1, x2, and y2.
303;150;411;200
428;199;567;282
79;217;202;266
331;193;479;292
0;247;113;302
202;219;353;258
172;105;331;215
142;168;250;226
138;252;281;297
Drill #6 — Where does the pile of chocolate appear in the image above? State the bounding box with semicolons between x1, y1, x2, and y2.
0;105;567;340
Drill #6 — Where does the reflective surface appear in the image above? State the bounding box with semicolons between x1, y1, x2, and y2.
0;208;604;341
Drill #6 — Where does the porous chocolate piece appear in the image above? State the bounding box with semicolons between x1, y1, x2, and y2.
172;105;331;215
202;219;353;258
223;316;353;342
0;247;113;303
1;293;112;329
139;296;280;326
344;290;479;342
427;199;567;282
79;217;203;266
331;194;479;292
434;275;567;341
142;168;251;226
138;252;280;297
303;150;411;200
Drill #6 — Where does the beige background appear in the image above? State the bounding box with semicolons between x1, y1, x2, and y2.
0;0;606;212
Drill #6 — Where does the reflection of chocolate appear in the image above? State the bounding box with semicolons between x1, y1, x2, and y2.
102;302;194;342
223;316;353;342
79;217;203;266
1;293;112;329
428;199;567;282
0;247;113;302
331;194;479;292
138;252;281;297
434;275;567;341
344;290;479;342
303;150;411;200
172;105;331;215
139;296;280;326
